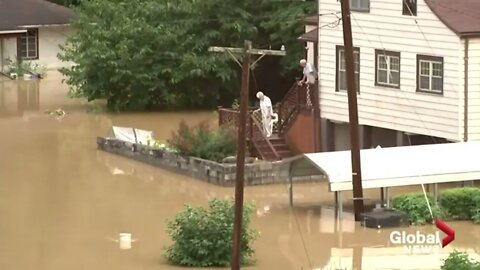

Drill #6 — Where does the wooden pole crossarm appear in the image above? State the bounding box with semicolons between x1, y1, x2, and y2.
208;41;286;270
208;46;285;69
208;46;286;56
251;54;267;69
226;49;243;68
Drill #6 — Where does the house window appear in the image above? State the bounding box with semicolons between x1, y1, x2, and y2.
350;0;370;12
336;46;360;92
403;0;417;16
17;29;39;60
416;55;443;94
375;50;400;88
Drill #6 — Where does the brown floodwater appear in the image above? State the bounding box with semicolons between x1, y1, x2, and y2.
0;73;479;270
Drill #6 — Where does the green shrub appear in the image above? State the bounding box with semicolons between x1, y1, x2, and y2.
441;250;480;270
5;57;47;77
440;188;480;220
391;192;440;225
473;194;480;224
168;121;236;162
164;199;258;267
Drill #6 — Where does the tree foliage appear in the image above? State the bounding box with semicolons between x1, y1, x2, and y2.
58;0;315;111
48;0;83;7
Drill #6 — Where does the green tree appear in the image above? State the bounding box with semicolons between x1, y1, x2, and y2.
59;0;258;111
48;0;83;7
58;0;315;111
259;0;315;75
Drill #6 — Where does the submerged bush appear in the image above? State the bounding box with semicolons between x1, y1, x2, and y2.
473;194;480;224
441;250;480;270
164;199;258;267
392;188;480;225
391;193;440;225
168;121;236;162
439;187;480;220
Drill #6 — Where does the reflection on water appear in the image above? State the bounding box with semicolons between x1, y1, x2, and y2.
0;79;39;117
0;73;479;270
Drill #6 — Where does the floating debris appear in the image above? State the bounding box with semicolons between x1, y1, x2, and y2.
105;233;138;250
45;108;66;117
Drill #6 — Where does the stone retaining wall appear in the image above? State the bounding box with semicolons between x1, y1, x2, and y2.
97;137;320;186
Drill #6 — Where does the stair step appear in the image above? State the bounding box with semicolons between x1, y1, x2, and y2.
269;138;287;144
277;150;293;157
272;145;290;152
260;149;292;159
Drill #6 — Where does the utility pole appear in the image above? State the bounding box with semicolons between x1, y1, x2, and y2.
339;0;365;221
208;41;285;270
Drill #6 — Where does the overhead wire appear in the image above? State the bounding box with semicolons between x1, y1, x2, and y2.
278;13;342;270
350;12;443;144
403;1;461;142
350;3;459;222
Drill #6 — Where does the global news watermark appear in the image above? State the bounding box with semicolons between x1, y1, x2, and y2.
389;219;455;254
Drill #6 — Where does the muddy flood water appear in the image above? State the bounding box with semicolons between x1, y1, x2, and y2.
0;73;479;270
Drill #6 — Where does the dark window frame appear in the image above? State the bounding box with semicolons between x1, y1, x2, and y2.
350;0;370;12
375;49;401;89
416;54;444;95
402;0;417;16
17;28;39;60
335;45;360;93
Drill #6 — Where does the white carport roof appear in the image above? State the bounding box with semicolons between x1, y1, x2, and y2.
287;142;480;192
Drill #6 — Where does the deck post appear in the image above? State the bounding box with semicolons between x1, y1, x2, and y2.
337;191;343;220
433;183;439;203
385;187;390;208
289;174;293;207
380;187;385;206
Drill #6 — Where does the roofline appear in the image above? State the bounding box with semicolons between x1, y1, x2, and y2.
0;30;27;35
303;15;318;26
298;28;318;43
18;23;71;28
460;33;480;38
424;0;480;37
423;0;459;35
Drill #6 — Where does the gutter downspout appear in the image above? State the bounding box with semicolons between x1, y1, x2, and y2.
0;39;4;73
314;1;322;152
464;38;469;142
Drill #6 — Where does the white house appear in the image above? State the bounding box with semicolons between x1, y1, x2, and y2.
0;0;74;74
308;0;480;151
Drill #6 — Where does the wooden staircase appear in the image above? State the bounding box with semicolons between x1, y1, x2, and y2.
218;80;312;161
268;135;293;159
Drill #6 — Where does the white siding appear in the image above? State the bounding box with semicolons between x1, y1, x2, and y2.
305;25;316;65
0;26;71;72
468;38;480;140
317;0;462;141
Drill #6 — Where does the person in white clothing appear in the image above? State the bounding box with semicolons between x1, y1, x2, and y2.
298;59;317;89
255;91;273;137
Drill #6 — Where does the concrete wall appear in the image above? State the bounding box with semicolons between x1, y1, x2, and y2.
97;137;320;186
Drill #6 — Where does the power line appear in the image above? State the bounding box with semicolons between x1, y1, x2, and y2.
283;184;314;270
350;13;445;144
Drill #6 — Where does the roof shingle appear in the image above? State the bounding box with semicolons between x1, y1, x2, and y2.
425;0;480;36
0;0;75;31
303;15;318;25
298;28;318;42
